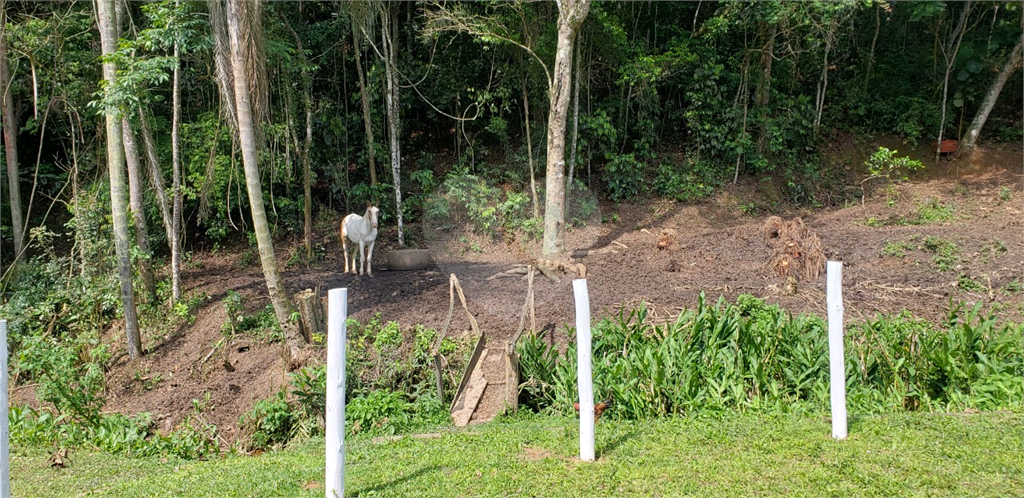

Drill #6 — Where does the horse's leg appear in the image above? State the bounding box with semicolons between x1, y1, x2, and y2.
342;234;350;274
366;239;376;276
358;240;366;275
341;217;351;274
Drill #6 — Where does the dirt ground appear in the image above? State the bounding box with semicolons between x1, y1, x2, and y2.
98;139;1023;444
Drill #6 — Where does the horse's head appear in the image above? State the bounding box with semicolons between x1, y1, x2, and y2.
366;203;379;229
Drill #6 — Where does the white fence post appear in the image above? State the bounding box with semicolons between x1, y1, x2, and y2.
325;289;348;498
573;279;595;462
2;320;9;498
827;261;848;440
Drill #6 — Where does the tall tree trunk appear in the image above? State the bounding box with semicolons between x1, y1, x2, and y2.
97;0;143;360
754;21;776;107
864;0;882;94
522;73;538;219
379;3;404;246
171;32;183;302
814;18;838;134
567;32;582;188
351;20;377;185
301;98;312;260
753;20;777;155
225;0;303;364
0;8;24;266
542;0;591;257
121;118;156;303
962;30;1024;149
936;1;973;163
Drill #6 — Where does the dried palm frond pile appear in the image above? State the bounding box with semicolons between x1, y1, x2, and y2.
762;216;826;281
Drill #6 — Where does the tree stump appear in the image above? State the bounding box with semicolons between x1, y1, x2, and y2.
293;287;325;344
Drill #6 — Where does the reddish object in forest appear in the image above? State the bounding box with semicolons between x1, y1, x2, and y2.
931;139;959;153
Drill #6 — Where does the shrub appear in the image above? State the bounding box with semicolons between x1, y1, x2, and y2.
653;158;719;203
239;391;295;451
347;390;448;437
518;295;1022;418
864;146;925;184
8;405;219;460
425;174;542;240
602;152;646;202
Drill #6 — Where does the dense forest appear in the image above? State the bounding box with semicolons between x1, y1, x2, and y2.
0;1;1021;349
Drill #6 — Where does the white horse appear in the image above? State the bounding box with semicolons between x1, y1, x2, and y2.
341;203;380;276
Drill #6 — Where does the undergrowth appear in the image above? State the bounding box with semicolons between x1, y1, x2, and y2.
518;294;1022;418
237;315;468;451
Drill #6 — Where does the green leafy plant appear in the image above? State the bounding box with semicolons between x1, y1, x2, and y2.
221;290;282;342
922;236;960;271
860;147;925;205
239;390;295;451
881;241;915;258
913;197;955;224
425;174;542;241
653;158;719;203
957;274;986;292
865;147;925;180
518;295;1022;418
602;152;646;202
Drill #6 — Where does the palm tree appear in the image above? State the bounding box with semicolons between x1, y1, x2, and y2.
96;0;143;360
221;0;304;363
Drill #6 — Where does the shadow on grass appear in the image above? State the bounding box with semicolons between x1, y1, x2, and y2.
597;429;639;459
348;465;440;497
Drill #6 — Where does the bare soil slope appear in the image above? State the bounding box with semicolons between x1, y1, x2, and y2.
102;141;1023;442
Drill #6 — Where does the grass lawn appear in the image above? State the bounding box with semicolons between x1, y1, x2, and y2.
10;410;1022;497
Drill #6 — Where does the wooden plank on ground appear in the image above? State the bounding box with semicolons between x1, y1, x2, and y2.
452;349;489;427
450;334;487;412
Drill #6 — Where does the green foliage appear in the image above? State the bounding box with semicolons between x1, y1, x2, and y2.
654;157;721;203
684;61;734;160
171;292;207;324
578;109;619;162
957;274;986;292
912;198;955;224
289;366;327;431
345;315;465;398
888;97;941;143
425;174;541;240
881;241;914;258
922;236;960;271
239;391;296;451
239;318;459;448
13;333;108;427
8;405;219;460
865;147;925;183
220;290;282;342
602;153;646;202
518;295;1022;418
346;390;447;437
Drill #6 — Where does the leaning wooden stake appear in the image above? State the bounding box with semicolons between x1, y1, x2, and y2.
574;279;595;462
508;266;536;351
432;274;481;404
325;289;348;498
827;261;848;440
2;320;10;498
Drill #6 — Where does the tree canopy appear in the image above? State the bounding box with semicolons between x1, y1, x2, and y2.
0;0;1020;281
